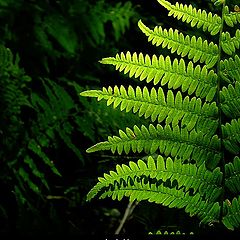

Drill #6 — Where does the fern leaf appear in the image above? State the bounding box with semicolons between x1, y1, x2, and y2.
222;119;240;154
24;156;49;190
220;82;240;119
44;14;78;54
81;86;218;133
86;124;221;168
138;20;218;68
222;197;240;230
100;52;217;101
225;157;240;193
224;6;240;27
0;45;13;69
157;0;221;35
18;167;40;194
93;174;220;224
221;30;240;56
87;155;222;202
28;139;61;176
220;55;240;83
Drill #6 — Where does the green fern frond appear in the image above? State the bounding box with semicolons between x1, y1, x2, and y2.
95;173;220;224
222;119;240;154
28;139;61;176
31;78;84;162
157;0;221;35
24;155;49;190
17;167;41;195
87;124;221;168
107;1;136;41
221;30;240;55
100;52;217;101
220;82;240;119
150;229;194;235
222;197;240;230
138;20;218;68
87;155;222;202
224;5;240;27
0;45;13;69
81;85;218;133
44;14;78;55
220;55;240;83
225;157;240;193
81;0;240;232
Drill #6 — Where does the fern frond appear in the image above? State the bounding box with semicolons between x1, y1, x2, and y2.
87;155;222;202
81;85;218;133
24;155;49;190
220;55;240;83
86;124;221;168
138;20;218;68
0;45;13;69
17;167;41;194
93;174;220;224
225;157;240;194
157;0;221;35
220;82;240;119
100;52;217;101
28;139;61;176
224;6;240;27
222;197;240;230
221;30;240;55
222;119;240;154
81;0;240;231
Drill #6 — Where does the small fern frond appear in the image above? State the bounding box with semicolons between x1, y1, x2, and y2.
220;82;240;119
81;85;218;133
87;155;222;202
224;5;240;27
221;30;240;55
28;139;61;176
138;20;218;68
0;45;13;69
157;0;221;35
100;52;217;101
220;55;240;83
24;155;50;190
86;124;221;168
222;197;240;230
222;119;240;154
225;157;240;193
16;167;41;195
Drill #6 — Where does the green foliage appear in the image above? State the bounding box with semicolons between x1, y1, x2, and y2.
149;229;194;235
0;45;62;206
34;0;136;61
81;0;240;232
0;0;140;226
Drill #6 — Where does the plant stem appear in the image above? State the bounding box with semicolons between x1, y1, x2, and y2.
115;200;138;234
216;0;226;220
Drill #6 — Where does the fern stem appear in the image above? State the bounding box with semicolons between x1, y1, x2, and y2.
216;0;226;221
115;200;138;234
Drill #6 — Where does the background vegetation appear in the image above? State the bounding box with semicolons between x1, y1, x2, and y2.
0;0;237;236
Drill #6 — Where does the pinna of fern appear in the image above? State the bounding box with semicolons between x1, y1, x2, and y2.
81;0;240;232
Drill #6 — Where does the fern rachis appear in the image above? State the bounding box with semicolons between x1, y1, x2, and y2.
81;0;240;232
